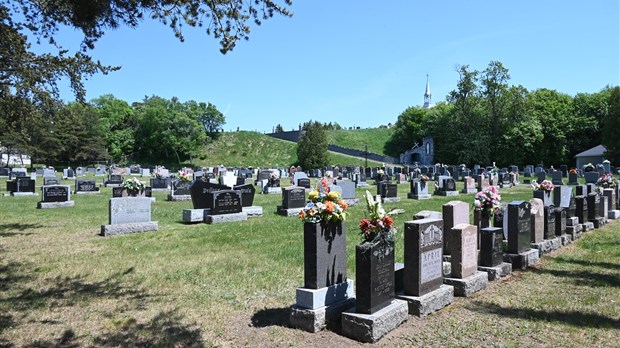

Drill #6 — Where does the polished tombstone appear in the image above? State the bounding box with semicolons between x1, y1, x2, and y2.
233;183;262;217
504;201;539;269
478;227;512;281
277;186;306;216
38;185;74;208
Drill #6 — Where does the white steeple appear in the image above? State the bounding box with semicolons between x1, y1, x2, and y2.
422;74;435;109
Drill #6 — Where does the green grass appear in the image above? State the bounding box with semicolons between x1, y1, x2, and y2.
325;127;393;155
0;176;618;347
196;130;386;168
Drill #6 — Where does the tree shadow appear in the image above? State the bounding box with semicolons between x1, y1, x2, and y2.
23;329;80;348
554;257;620;271
0;223;42;237
0;261;33;291
467;301;620;329
250;307;292;328
92;310;205;347
533;268;620;288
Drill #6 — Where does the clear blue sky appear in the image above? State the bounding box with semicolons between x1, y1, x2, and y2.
54;0;619;133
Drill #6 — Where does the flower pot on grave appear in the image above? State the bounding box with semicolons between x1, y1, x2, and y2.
474;209;492;229
303;221;347;289
355;240;395;314
533;190;552;206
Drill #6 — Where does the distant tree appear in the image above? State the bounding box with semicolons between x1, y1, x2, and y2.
602;86;620;162
527;88;573;165
92;94;137;162
297;121;328;170
192;102;225;140
384;107;428;157
54;102;107;163
568;88;611;159
275;124;284;133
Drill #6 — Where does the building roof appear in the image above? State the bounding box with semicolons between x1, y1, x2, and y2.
574;144;607;158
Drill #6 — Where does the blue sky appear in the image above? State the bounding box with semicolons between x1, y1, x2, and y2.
54;0;619;133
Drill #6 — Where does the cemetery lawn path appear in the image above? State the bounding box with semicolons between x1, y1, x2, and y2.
0;182;618;347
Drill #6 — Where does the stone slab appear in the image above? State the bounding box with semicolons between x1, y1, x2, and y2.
436;191;459;196
531;237;562;256
382;197;401;203
396;284;454;318
608;210;620;219
357;182;369;188
582;222;594;231
74;191;100;195
461;188;478;194
343;198;360;207
290;298;355;333
407;193;431;200
183;209;207;223
341;300;408;343
11;192;35;196
590;217;606;229
503;249;540;270
101;222;159;236
277;206;304;217
204;212;248;224
167;194;192;201
242;206;263;217
295;279;354;310
37;201;75;209
265;187;282;194
560;234;572;246
478;262;512;281
566;225;583;240
151;188;169;192
443;271;488;297
104;183;121;188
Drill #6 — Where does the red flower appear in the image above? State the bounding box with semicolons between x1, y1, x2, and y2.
383;216;393;228
359;218;371;231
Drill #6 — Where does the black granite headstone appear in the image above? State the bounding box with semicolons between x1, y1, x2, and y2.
233;183;255;207
76;179;98;192
507;201;531;254
355;240;395;314
554;208;566;236
544;206;556;239
42;185;69;202
574;196;587;224
304;221;347;289
189;180;229;209
211;190;242;215
150;177;169;189
282;187;305;209
298;178;311;189
172;180;192;196
586;193;600;220
480;227;503;267
404;219;443;297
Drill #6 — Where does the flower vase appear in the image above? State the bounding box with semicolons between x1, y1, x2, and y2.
474;209;492;229
303;221;347;289
533;189;551;206
355;239;395;314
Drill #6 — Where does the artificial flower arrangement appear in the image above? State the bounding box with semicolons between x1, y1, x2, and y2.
177;170;191;182
532;180;554;191
473;185;501;216
121;177;146;192
298;178;348;223
597;173;617;188
569;168;577;175
414;168;431;182
152;171;163;179
359;191;398;244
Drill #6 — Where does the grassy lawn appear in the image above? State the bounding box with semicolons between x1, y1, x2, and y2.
325;128;393;155
0;177;618;347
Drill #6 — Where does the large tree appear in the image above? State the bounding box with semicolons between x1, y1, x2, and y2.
296;121;328;170
602;86;620;162
383;106;428;157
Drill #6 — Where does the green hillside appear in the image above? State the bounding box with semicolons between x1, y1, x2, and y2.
326;127;393;155
196;131;384;167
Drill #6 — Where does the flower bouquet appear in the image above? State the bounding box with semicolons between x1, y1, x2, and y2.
532;180;554;192
177;170;191;182
359;191;397;244
473;185;501;216
298;178;348;223
121;177;146;196
597;173;617;188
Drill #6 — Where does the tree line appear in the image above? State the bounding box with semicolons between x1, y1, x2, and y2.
385;61;620;167
0;95;225;166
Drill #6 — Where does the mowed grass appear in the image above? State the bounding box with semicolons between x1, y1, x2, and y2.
197;130;385;168
325;127;394;155
0;177;618;347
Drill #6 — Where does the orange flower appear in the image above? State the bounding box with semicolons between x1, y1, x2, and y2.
324;201;335;213
338;200;348;210
383;216;393;227
298;210;306;220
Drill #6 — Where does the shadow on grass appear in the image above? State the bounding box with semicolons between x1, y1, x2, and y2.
92;310;205;347
554;257;620;271
467;301;620;329
0;261;33;291
0;223;42;237
251;307;292;328
23;329;80;348
533;268;620;288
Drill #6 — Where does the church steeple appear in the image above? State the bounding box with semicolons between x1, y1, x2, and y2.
422;74;435;109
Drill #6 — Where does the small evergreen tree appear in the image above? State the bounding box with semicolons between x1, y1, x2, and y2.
296;121;328;170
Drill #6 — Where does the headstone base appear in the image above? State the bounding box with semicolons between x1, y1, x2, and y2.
151;188;169;192
436;191;459;196
590;217;606;229
608;210;620;219
566;225;583;240
167;194;191;201
396;285;454;318
242;206;263;217
37;201;75;209
341;300;408;343
74;191;100;195
581;222;594;231
277;206;304;217
101;222;159;236
478;262;512;281
357;182;369;188
531;237;562;256
264;187;282;194
381;197;401;203
443;271;488;297
503;249;540;270
295;279;354;309
205;212;248;224
183;209;207;223
407;193;431;200
560;234;572;246
104;183;121;188
461;188;478;194
343;198;360;207
290;298;355;333
11;192;35;196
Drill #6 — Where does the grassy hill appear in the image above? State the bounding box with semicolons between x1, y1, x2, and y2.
325;127;393;155
195;131;385;167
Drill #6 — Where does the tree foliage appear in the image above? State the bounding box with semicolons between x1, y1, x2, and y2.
602;86;620;162
383;106;428;157
296;121;328;170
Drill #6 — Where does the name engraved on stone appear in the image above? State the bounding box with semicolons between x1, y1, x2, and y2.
373;258;395;297
420;249;443;283
462;233;478;270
